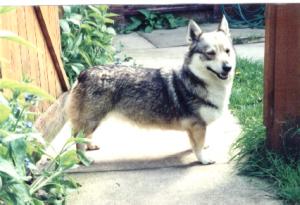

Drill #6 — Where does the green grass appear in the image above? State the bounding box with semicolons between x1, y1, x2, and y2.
230;58;300;205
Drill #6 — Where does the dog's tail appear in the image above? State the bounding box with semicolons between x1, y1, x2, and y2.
34;91;69;142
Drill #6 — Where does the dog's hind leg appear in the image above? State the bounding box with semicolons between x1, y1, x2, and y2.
84;120;101;151
70;113;107;152
71;120;100;151
187;123;215;165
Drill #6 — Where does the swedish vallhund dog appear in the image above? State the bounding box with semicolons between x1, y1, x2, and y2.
35;16;236;165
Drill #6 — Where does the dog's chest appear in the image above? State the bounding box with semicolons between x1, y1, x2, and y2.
198;84;230;124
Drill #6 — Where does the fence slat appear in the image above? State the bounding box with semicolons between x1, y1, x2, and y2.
34;6;69;92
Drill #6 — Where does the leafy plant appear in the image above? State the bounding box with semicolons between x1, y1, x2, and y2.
0;79;90;205
0;7;87;204
122;9;188;34
60;5;118;85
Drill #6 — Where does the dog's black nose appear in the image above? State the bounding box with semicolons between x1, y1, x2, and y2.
222;64;232;72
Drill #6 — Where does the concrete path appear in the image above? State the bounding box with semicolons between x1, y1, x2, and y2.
65;25;281;204
136;23;264;48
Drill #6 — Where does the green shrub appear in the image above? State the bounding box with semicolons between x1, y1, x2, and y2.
122;9;188;34
0;79;89;205
0;7;88;204
231;58;300;204
60;5;118;84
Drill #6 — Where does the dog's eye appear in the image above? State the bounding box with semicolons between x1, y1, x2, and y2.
225;49;230;54
206;50;216;56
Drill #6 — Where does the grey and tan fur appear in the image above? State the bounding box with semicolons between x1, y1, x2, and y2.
35;16;236;164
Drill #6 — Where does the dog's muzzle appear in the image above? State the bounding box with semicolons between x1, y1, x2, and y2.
206;66;230;80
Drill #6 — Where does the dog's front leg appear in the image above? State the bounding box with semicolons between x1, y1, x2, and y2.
188;124;215;165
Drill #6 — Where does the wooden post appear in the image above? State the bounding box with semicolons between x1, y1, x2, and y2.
264;4;300;151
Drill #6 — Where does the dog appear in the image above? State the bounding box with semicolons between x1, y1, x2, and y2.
35;16;236;165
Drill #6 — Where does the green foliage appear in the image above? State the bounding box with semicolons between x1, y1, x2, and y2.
0;79;83;205
60;5;118;84
0;7;85;204
0;79;55;102
230;58;300;204
122;9;188;34
0;31;37;50
0;6;15;14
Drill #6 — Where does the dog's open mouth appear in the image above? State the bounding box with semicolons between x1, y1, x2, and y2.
206;66;229;80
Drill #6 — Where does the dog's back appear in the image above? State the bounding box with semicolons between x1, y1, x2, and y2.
66;66;195;131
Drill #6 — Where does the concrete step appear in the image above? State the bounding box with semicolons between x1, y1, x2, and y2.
116;24;264;49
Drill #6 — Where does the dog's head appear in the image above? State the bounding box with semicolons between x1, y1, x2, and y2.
185;16;236;82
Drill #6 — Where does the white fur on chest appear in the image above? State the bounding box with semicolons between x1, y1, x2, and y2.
198;83;231;124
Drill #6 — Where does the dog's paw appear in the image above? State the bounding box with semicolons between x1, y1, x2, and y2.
86;143;100;151
36;155;51;170
197;151;215;165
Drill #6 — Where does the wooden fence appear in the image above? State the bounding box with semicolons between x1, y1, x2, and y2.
0;6;69;105
264;4;300;151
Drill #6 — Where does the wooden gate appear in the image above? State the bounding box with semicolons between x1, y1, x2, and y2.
0;6;69;102
264;4;300;151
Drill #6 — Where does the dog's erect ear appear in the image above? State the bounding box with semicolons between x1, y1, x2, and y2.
218;15;230;36
186;20;202;43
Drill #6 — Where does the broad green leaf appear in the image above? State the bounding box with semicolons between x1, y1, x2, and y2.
59;150;79;169
62;6;71;15
150;13;158;20
106;12;119;17
93;41;105;49
0;79;55;102
144;26;153;33
32;198;45;205
3;133;26;142
0;129;10;137
59;19;70;33
71;137;90;145
67;131;89;145
0;6;15;14
0;157;28;181
80;23;92;31
88;13;102;22
0;104;11;123
61;178;80;190
104;17;114;24
76;150;92;166
0;30;36;50
97;5;109;11
148;19;155;27
87;5;102;17
68;14;82;26
138;9;151;19
4;190;23;205
70;63;85;75
9;183;31;204
0;144;8;157
10;138;27;175
125;17;142;32
85;20;97;27
73;33;82;48
78;50;92;66
106;27;116;35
